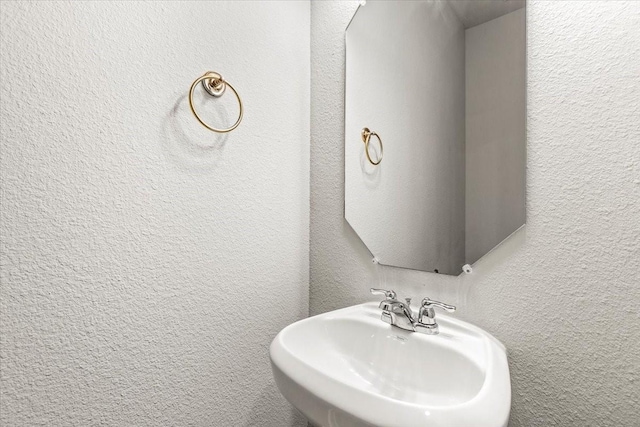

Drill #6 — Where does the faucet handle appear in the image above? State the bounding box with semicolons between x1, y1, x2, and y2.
415;298;455;335
421;298;456;313
370;288;397;300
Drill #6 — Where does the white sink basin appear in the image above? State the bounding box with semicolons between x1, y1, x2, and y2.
270;303;510;427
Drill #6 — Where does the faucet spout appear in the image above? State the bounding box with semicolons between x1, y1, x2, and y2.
370;289;456;335
385;301;416;332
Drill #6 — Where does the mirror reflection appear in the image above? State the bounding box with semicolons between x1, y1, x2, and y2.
345;0;526;275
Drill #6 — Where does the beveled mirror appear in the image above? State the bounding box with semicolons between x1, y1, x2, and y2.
345;0;526;275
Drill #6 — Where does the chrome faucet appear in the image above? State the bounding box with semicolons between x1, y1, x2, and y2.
370;288;415;331
414;297;456;335
370;288;456;335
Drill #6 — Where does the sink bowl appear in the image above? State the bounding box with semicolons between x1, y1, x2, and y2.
270;302;510;427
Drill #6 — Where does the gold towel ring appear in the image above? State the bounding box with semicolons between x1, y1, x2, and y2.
189;71;243;133
361;128;383;165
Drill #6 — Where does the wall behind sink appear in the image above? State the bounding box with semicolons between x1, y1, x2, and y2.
311;1;639;426
0;1;308;426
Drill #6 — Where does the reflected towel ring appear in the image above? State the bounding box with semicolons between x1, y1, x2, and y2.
189;71;243;133
361;128;383;165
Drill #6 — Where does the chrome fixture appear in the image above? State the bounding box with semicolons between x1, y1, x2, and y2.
370;288;456;335
415;297;456;335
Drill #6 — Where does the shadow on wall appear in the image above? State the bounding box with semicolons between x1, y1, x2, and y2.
359;142;382;188
161;93;229;172
243;382;307;427
360;226;527;317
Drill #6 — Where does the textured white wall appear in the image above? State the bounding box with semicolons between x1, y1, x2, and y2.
345;0;465;274
0;1;309;426
311;1;640;426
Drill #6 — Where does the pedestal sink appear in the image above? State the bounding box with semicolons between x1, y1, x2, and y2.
270;302;510;427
